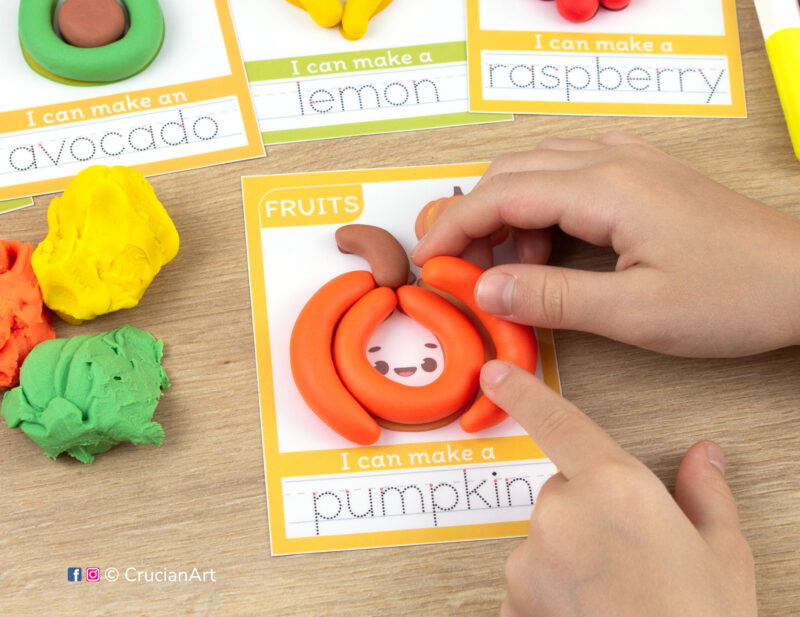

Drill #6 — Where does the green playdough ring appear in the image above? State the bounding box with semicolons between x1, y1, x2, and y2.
19;0;165;85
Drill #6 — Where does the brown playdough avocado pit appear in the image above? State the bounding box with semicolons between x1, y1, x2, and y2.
57;0;126;48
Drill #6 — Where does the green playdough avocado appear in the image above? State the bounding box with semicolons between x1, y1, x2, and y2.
19;0;165;85
1;326;169;463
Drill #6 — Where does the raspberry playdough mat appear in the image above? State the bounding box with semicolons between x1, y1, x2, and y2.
466;0;746;117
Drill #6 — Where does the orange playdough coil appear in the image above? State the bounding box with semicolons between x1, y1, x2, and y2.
289;270;380;445
333;284;484;424
421;256;539;432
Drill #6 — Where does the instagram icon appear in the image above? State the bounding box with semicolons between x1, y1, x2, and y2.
86;568;101;582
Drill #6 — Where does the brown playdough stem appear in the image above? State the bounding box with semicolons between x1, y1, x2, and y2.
335;225;410;289
57;0;127;49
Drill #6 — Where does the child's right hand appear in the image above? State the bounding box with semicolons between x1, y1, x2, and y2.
411;131;800;357
478;360;757;617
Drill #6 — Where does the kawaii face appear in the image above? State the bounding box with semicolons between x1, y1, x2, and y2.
366;310;444;386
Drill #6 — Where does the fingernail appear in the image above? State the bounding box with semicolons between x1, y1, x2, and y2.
481;360;511;389
476;272;515;316
705;442;726;475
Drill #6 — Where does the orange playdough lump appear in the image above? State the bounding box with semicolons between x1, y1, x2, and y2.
0;240;55;389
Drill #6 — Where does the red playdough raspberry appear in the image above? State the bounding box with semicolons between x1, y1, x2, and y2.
556;0;600;23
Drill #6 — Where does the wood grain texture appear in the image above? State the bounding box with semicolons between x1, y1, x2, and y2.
2;1;799;614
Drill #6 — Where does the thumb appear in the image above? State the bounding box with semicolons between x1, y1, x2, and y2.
474;263;637;333
674;441;745;553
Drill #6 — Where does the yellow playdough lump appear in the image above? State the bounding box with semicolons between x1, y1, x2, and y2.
283;0;392;40
32;166;179;324
340;0;392;40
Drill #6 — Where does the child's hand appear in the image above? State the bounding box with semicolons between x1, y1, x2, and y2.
411;132;800;357
478;360;757;617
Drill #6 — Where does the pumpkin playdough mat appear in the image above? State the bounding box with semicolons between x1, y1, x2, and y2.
242;163;560;555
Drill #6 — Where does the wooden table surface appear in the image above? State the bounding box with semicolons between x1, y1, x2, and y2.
2;2;799;615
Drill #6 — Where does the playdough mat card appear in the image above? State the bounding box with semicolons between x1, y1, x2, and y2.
230;0;511;145
242;164;560;555
466;0;746;116
0;0;263;201
0;198;34;215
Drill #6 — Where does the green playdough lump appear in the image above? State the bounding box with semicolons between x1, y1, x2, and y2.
1;326;169;463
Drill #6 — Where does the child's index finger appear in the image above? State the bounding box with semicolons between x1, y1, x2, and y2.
411;169;616;267
481;361;630;479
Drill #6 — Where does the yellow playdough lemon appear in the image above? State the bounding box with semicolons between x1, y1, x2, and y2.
284;0;343;28
340;0;392;40
32;166;179;324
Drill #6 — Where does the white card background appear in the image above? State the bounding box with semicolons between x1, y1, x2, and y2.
259;176;546;453
478;0;726;35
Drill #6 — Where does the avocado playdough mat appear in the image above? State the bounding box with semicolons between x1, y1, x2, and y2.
0;0;262;201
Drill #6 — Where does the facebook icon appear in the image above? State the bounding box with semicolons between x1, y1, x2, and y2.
67;568;82;582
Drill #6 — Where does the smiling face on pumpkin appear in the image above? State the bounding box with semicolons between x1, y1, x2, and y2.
366;310;444;387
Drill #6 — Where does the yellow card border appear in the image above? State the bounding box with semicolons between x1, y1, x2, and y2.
466;0;746;117
242;163;560;555
0;0;264;201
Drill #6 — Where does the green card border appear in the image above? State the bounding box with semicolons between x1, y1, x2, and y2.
261;111;511;145
0;197;34;215
247;41;513;145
